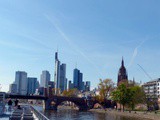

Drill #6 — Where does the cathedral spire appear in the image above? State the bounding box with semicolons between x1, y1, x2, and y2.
122;56;124;67
117;57;128;86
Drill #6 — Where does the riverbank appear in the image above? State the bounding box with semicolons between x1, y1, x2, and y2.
89;109;160;120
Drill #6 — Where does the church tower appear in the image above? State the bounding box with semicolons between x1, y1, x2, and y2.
117;58;128;86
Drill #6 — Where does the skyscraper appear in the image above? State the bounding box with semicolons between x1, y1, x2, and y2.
40;70;50;88
64;78;68;91
36;80;40;89
85;81;91;91
59;64;66;91
73;68;80;89
68;80;74;89
48;81;54;88
81;81;85;91
54;52;67;93
79;73;83;90
54;52;60;92
117;58;128;86
15;71;28;95
73;68;83;90
9;83;17;94
27;77;37;95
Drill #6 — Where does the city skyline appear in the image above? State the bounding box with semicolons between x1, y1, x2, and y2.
0;0;160;92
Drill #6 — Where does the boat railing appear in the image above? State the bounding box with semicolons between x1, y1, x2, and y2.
30;106;49;120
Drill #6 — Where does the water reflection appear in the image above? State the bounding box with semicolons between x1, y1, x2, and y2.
35;106;143;120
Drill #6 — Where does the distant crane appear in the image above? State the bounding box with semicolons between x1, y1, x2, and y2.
137;64;152;80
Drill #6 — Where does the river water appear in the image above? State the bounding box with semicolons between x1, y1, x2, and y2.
35;106;143;120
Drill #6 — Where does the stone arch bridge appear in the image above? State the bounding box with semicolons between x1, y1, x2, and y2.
6;94;98;111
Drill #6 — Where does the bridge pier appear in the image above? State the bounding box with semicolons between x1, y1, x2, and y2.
43;99;57;111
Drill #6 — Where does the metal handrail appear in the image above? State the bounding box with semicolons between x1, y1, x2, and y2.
30;106;49;120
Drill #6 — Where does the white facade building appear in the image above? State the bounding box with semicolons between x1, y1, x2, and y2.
143;78;160;99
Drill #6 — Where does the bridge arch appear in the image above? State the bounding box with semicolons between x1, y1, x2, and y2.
90;100;116;109
92;103;103;109
56;100;81;110
48;97;89;111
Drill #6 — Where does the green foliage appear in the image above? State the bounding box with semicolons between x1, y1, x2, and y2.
111;83;147;111
62;88;79;97
98;78;114;102
128;86;146;110
117;84;133;111
111;90;121;103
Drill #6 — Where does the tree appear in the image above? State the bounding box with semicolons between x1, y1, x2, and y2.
52;88;61;95
127;86;146;110
118;83;132;111
111;83;133;111
112;82;148;111
97;79;115;103
111;90;121;109
62;88;79;97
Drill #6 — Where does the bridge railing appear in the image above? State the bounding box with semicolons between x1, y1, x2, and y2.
30;106;49;120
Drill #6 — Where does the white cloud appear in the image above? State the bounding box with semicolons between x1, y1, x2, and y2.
128;38;147;68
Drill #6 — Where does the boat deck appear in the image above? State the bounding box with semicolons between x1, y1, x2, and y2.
0;105;39;120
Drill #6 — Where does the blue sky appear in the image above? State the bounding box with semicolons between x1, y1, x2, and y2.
0;0;160;92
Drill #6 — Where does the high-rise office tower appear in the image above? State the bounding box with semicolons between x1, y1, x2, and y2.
27;77;37;95
54;52;67;93
68;80;74;90
54;52;60;92
36;80;40;89
40;70;50;88
85;81;91;91
81;81;85;91
59;64;66;91
73;68;83;90
48;81;54;88
73;68;80;89
9;83;17;94
64;78;68;91
79;73;83;90
15;71;28;95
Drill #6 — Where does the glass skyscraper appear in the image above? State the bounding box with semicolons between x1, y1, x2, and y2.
73;68;84;90
40;70;50;88
15;71;28;95
54;52;67;93
59;64;66;92
27;77;37;95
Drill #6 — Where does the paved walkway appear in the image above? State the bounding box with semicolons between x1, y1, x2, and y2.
89;109;160;120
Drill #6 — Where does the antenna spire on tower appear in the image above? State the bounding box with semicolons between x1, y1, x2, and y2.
57;45;59;53
75;62;77;68
55;52;58;60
